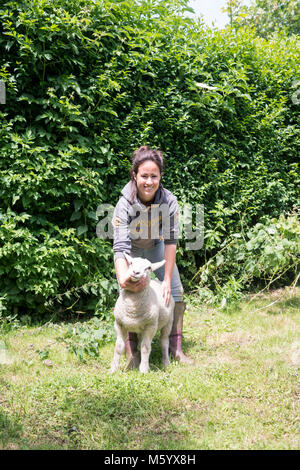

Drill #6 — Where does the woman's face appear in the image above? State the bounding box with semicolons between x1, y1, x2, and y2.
134;160;161;203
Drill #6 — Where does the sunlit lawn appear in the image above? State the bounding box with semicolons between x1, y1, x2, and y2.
0;288;299;450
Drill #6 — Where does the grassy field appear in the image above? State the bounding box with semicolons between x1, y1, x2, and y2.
0;288;299;450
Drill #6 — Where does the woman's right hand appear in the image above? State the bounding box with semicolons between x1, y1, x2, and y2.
115;256;147;293
119;273;147;293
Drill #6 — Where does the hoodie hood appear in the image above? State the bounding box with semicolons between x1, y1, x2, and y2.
121;181;164;207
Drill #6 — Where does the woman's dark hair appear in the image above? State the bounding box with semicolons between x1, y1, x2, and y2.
130;146;164;202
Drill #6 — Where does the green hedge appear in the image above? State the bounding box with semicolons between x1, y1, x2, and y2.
0;0;299;317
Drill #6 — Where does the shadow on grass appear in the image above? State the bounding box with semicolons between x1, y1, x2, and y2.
1;385;188;450
39;373;190;450
0;410;23;448
0;349;191;450
77;389;187;449
147;334;196;369
262;295;300;315
0;321;197;449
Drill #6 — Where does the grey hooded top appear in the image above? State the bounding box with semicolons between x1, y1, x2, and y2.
113;181;179;260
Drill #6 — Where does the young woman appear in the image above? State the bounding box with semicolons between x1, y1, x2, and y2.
113;146;194;368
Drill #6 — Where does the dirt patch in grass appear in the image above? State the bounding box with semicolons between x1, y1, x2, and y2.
205;351;242;366
248;286;299;301
207;332;256;348
287;341;300;367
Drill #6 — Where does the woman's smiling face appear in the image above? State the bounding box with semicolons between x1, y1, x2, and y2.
134;160;161;204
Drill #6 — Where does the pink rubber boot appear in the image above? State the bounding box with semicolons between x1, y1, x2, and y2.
125;332;140;370
169;302;194;364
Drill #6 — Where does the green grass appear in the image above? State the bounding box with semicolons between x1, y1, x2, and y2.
0;288;299;450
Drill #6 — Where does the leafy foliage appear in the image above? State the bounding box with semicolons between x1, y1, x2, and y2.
0;0;299;318
192;213;300;307
59;316;115;362
225;0;300;38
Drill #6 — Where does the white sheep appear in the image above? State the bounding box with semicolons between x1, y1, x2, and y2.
110;253;175;373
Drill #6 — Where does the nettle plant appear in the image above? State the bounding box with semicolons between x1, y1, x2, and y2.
192;213;300;307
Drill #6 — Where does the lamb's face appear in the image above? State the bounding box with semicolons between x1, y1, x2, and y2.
127;257;152;282
123;253;166;283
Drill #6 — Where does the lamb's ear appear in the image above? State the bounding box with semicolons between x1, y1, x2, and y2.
123;252;133;264
151;259;165;272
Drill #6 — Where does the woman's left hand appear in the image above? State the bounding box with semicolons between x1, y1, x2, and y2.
162;279;171;307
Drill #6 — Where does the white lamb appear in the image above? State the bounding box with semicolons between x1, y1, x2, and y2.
110;253;175;373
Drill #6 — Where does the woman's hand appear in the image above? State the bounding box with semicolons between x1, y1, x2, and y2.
162;279;171;306
115;257;147;293
120;273;147;293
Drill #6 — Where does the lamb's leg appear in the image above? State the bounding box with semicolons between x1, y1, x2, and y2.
139;327;156;373
161;321;172;367
110;322;127;373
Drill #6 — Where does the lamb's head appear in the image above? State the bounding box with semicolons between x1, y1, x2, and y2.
124;253;165;283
